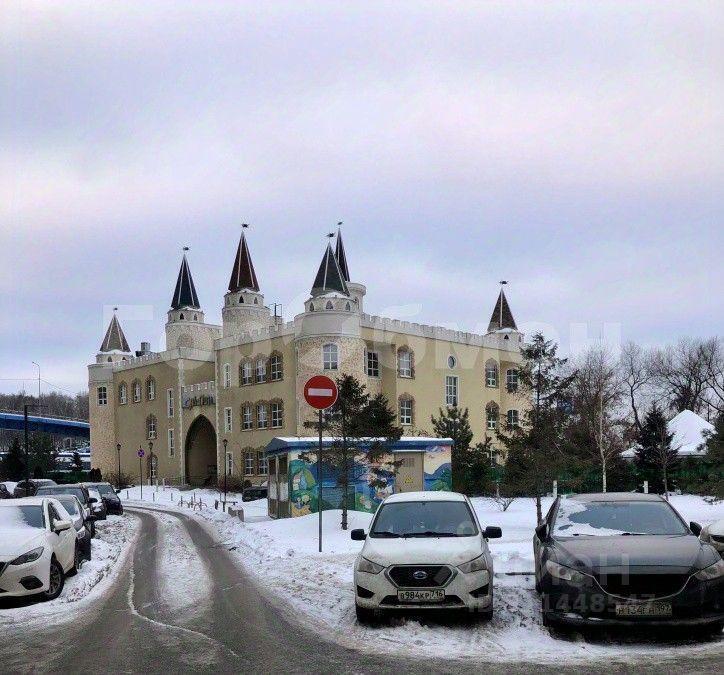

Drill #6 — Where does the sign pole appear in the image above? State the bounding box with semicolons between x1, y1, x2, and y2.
318;409;323;553
140;455;143;501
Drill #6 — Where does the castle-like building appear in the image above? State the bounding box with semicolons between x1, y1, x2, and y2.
88;229;523;486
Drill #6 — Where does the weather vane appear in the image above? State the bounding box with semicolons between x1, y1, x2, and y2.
327;232;335;239
337;221;343;227
499;280;508;285
113;307;118;312
183;246;189;252
242;223;249;229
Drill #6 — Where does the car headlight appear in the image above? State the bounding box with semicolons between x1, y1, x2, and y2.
10;547;44;565
545;560;589;585
357;557;385;574
458;554;487;574
694;559;724;581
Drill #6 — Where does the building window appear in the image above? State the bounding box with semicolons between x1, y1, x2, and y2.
146;415;157;440
167;388;174;418
485;360;498;388
242;404;253;430
397;348;414;378
486;402;499;431
445;375;458;407
507;409;520;429
97;386;107;406
271;401;283;428
119;383;127;405
366;350;379;377
241;361;253;386
269;353;283;381
168;429;174;457
225;452;233;475
133;380;142;402
506;368;519;392
244;451;255;476
224;407;233;433
257;452;268;476
257;403;268;429
323;343;338;370
146;377;156;401
399;396;413;426
256;358;267;383
447;355;457;369
223;363;231;389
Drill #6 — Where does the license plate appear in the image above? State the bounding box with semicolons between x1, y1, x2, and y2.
397;589;445;603
615;602;672;617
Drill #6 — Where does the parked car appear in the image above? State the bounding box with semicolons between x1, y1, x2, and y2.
534;493;724;631
351;491;502;623
84;482;123;515
54;494;92;568
13;479;57;498
0;497;77;600
700;519;724;557
242;486;268;502
34;484;96;538
87;488;107;521
0;483;14;499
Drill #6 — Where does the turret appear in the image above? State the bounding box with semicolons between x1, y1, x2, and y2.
334;226;366;311
95;310;132;364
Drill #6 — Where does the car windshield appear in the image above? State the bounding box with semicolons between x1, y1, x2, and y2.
553;500;689;536
36;486;85;502
0;505;45;529
92;484;115;496
370;501;478;538
56;497;80;517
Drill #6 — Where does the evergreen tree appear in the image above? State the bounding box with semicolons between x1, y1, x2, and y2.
1;436;25;481
701;413;724;499
29;433;56;478
635;404;680;496
72;451;83;472
430;406;474;492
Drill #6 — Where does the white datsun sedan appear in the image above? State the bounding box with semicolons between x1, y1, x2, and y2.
351;491;501;623
0;497;77;600
701;519;724;556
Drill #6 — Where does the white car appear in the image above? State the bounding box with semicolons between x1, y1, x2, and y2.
351;491;502;623
0;497;77;600
701;519;724;556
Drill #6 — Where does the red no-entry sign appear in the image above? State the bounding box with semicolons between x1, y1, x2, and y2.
304;375;338;410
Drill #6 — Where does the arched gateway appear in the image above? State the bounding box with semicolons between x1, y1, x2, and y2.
185;415;217;486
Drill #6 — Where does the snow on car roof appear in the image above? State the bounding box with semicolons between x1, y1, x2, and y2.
383;490;466;504
566;492;664;503
0;497;49;507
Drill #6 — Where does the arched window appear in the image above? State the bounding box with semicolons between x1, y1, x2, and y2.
132;380;142;403
485;360;498;388
240;360;253;386
323;343;338;370
325;300;334;310
269;352;283;381
193;314;198;321
146;414;157;440
270;399;284;428
179;313;185;320
119;382;128;405
256;402;268;429
485;402;499;431
397;347;414;378
256;357;267;383
107;356;112;362
507;409;520;429
345;302;351;311
309;303;315;312
506;368;519;392
253;297;258;305
223;363;231;389
146;376;156;401
241;402;253;430
239;296;244;303
398;395;414;426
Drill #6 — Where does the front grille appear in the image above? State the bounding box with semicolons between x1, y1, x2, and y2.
388;565;452;588
594;573;689;598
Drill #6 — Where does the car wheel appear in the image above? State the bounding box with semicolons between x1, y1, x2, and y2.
475;608;493;622
355;603;379;625
43;558;65;601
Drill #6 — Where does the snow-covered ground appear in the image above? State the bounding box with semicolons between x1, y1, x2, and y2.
0;514;139;625
122;486;724;663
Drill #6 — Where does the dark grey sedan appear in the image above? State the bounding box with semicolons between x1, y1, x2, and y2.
534;493;724;631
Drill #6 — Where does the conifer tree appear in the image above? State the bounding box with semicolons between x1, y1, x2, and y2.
1;436;25;481
635;404;680;497
431;406;474;492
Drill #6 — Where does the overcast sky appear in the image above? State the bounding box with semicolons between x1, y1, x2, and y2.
1;1;722;396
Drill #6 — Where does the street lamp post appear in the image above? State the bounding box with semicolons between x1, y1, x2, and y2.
222;438;228;512
23;403;43;494
116;443;122;490
32;361;40;405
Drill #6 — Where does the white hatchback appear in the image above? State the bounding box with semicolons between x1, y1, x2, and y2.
0;497;77;600
701;519;724;556
351;491;501;623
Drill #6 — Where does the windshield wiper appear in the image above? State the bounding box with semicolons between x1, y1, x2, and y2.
620;532;646;536
402;531;458;538
372;531;401;538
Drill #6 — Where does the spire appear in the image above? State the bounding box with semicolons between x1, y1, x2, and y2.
100;312;130;353
228;228;260;292
311;242;349;297
171;253;200;310
487;288;517;332
334;224;350;282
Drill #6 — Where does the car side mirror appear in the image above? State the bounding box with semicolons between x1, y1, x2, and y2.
535;523;549;541
54;519;72;533
351;528;367;541
88;497;97;504
484;526;502;539
690;521;702;537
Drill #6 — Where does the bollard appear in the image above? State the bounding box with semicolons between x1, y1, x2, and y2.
153;492;156;502
126;490;129;499
552;480;558;499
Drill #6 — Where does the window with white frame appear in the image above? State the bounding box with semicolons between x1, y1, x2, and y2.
271;401;283;428
322;343;338;370
257;403;268;429
224;407;233;433
256;358;267;383
167;388;174;418
445;376;458;407
97;386;107;406
486;403;499;430
506;368;519;392
485;360;498;388
133;380;141;402
241;404;253;430
507;409;520;429
225;452;233;475
146;415;157;440
366;350;379;377
399;397;413;425
223;363;231;389
119;383;127;405
269;353;283;381
241;361;253;386
146;377;156;400
244;451;255;476
168;428;174;457
397;349;413;378
257;451;268;476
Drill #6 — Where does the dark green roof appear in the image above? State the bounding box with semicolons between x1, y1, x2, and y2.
311;243;349;297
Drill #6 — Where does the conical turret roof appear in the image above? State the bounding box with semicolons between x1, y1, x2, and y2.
487;289;517;332
311;243;349;297
99;313;130;353
171;254;200;310
334;227;350;282
228;231;260;292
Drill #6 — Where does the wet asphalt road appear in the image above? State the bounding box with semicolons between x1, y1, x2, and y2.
1;506;722;675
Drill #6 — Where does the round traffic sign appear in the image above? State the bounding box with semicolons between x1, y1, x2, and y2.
304;375;338;410
137;448;145;458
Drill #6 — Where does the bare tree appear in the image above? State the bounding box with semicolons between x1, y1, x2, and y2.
702;337;724;417
649;338;711;415
619;342;653;434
